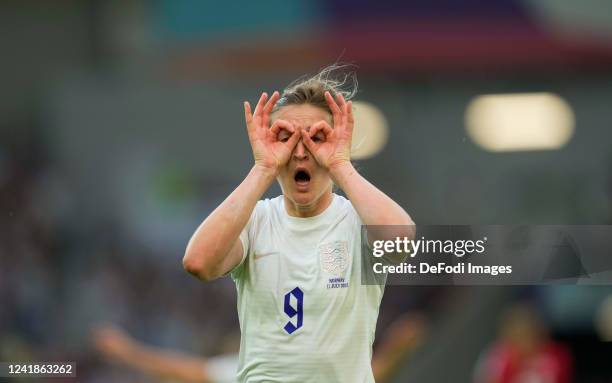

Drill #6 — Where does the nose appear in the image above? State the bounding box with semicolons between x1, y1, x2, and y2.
293;139;308;160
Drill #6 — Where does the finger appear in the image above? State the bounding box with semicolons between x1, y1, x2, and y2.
286;129;301;150
253;92;268;119
324;91;342;124
270;119;294;136
262;91;280;128
301;129;317;153
346;100;354;133
336;93;349;127
309;120;334;139
263;91;280;114
244;101;253;128
336;92;348;112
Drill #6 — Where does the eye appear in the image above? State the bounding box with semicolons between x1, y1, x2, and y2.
278;130;291;143
312;132;325;143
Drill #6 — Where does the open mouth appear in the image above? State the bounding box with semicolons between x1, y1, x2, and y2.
294;169;311;187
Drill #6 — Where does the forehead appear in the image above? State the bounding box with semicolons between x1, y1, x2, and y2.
271;104;331;127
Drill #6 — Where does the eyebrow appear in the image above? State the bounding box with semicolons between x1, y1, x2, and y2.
270;114;332;129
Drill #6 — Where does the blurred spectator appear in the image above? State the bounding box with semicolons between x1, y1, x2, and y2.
595;294;612;342
474;303;573;383
93;324;238;383
91;313;427;383
372;313;428;383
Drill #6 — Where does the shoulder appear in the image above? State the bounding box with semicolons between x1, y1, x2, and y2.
333;193;352;210
253;195;284;216
333;193;361;223
245;195;284;230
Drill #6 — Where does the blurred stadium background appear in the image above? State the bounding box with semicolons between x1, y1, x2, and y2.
2;0;612;382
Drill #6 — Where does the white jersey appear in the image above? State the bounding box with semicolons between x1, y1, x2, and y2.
205;353;239;383
230;194;385;383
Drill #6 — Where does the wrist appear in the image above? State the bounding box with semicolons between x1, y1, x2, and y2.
328;161;355;184
252;163;279;180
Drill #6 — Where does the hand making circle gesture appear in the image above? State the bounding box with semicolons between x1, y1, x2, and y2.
301;91;354;170
244;91;300;173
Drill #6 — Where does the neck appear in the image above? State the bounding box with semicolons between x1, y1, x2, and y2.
284;191;333;218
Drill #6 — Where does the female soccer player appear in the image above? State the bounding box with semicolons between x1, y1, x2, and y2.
183;66;415;382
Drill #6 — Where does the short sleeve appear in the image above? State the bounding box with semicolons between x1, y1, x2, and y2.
228;226;249;280
237;226;250;265
204;354;239;383
228;203;258;280
347;201;370;250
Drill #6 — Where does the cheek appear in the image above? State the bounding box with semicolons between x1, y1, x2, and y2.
311;168;331;185
276;168;289;181
280;171;292;184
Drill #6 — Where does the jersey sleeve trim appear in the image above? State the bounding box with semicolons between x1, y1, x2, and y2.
228;200;261;279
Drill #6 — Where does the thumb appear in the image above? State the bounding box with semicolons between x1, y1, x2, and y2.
301;130;317;153
286;129;301;150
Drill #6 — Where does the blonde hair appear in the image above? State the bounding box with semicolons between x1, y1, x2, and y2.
272;64;358;115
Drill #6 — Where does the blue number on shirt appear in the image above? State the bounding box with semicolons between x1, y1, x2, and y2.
283;287;303;334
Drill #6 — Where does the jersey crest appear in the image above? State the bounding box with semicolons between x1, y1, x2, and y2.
319;240;350;277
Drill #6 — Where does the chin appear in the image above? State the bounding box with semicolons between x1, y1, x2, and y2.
288;191;317;207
